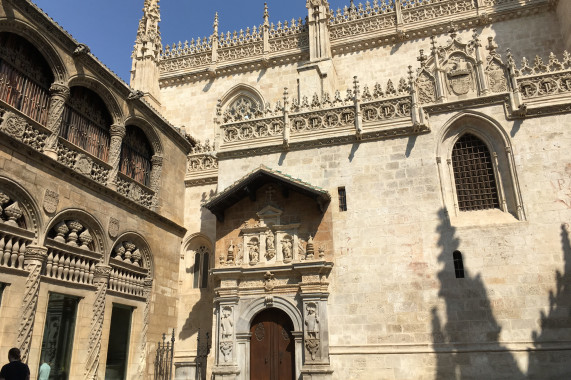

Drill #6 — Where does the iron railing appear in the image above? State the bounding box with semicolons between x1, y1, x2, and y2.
154;330;175;380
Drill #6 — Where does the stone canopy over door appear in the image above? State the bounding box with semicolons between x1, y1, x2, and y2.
250;308;295;380
205;166;334;380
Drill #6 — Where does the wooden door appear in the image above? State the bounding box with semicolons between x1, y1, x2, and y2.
250;308;295;380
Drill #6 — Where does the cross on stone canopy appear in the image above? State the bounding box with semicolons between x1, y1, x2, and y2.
265;186;276;202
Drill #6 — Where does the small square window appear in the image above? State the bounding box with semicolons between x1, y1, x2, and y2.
338;187;347;212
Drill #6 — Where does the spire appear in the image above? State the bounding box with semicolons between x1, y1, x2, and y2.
213;12;219;36
263;3;269;27
131;0;162;108
135;0;162;54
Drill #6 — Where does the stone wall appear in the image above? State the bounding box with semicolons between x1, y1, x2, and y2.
211;105;571;378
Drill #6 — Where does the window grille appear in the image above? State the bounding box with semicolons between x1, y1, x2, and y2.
452;133;500;212
338;187;347;212
453;250;465;279
120;126;152;187
0;33;52;125
60;87;111;161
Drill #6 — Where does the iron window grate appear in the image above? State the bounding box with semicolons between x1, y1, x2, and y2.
452;134;500;212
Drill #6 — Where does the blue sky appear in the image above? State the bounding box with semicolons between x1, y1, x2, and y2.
32;0;352;83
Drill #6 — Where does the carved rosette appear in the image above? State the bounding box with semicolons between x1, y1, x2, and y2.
17;246;48;362
86;264;112;380
0;112;27;140
44;84;70;152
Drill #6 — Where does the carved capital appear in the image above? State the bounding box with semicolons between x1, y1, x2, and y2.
110;124;126;139
24;246;48;263
151;155;164;166
49;83;70;99
93;264;112;282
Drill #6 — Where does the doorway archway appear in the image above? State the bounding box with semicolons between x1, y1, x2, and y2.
250;308;295;380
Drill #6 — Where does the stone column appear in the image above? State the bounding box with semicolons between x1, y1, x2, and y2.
17;246;48;362
85;264;111;380
150;155;163;208
106;124;126;190
44;83;70;160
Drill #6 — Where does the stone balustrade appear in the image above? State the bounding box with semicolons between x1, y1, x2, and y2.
0;227;34;270
108;260;147;298
44;239;101;285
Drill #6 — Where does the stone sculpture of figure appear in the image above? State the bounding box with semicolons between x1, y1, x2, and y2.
227;241;235;263
221;307;233;340
305;304;319;338
249;239;259;264
266;232;275;250
282;238;293;260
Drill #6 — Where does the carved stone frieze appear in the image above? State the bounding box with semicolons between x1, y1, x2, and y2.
187;154;219;174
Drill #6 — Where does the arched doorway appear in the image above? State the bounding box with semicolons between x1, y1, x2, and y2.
250;308;295;380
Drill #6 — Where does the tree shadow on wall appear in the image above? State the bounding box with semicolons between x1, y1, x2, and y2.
432;208;525;380
527;223;571;379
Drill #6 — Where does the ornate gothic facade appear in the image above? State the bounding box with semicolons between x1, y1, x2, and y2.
1;0;571;379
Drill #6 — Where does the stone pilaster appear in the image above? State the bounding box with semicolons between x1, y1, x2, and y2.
106;124;126;190
85;264;111;380
17;246;48;362
306;0;331;62
44;83;70;160
137;279;153;377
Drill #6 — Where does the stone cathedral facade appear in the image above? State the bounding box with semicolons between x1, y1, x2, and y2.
1;0;571;379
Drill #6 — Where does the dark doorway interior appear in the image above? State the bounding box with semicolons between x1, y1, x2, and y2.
104;304;133;380
39;293;80;380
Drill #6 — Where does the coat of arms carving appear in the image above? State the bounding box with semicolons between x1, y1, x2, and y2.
43;189;59;214
445;55;475;96
108;217;120;238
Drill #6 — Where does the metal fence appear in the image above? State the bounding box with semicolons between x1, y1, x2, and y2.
154;330;175;380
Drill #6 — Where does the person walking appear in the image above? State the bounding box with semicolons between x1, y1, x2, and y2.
0;348;30;380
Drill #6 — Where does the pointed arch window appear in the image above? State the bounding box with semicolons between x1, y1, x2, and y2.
192;245;210;289
0;32;53;125
120;126;152;187
223;96;262;123
60;87;111;161
451;133;500;212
